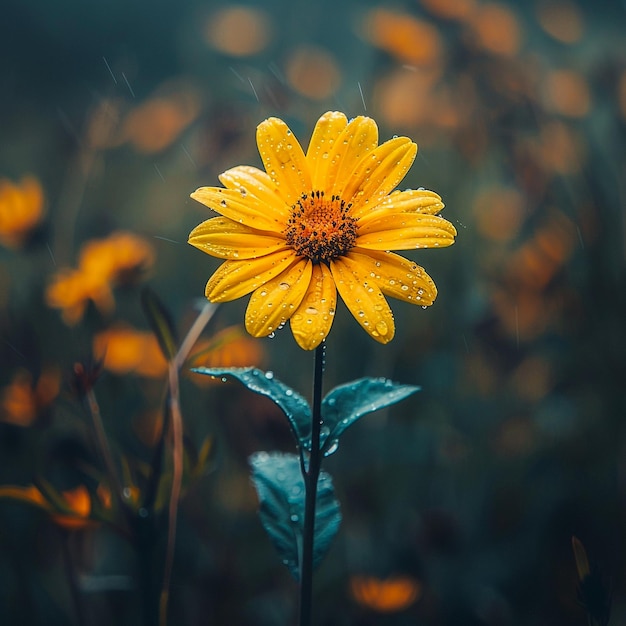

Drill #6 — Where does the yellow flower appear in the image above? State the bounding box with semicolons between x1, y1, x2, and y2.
45;231;154;326
189;111;456;350
0;175;45;249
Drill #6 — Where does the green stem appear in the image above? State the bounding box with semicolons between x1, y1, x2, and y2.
299;343;325;626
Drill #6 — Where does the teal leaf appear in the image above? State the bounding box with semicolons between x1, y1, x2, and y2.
320;377;420;454
192;368;312;448
249;452;341;581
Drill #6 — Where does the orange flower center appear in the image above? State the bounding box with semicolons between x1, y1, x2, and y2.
285;190;357;263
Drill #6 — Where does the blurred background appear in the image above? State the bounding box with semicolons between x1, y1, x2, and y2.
1;0;625;624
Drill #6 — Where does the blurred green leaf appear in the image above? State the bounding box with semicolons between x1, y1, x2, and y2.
250;451;341;581
320;378;420;454
192;367;312;448
141;287;178;361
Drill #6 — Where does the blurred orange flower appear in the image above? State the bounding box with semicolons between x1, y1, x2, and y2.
0;483;107;530
466;3;522;57
93;324;167;378
46;268;115;325
286;46;342;101
205;6;273;57
0;175;45;249
364;9;443;67
544;69;591;118
78;231;155;285
0;367;60;427
472;186;526;243
46;231;154;325
419;0;476;20
535;0;584;44
350;575;422;613
122;87;201;154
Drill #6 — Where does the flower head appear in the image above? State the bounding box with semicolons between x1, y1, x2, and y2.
189;111;456;349
0;175;45;249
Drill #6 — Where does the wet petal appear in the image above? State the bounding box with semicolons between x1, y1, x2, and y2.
290;262;337;350
330;255;395;344
189;217;288;259
245;259;313;337
350;249;438;306
359;189;445;228
356;213;457;250
305;111;348;190
191;187;286;233
219;165;291;221
205;249;297;302
344;137;417;217
327;116;379;196
256;117;311;206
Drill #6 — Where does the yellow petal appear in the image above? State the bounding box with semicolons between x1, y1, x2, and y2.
350;249;438;306
343;137;417;217
327;116;379;195
356;214;457;250
189;216;288;259
358;189;445;229
305;111;348;190
245;259;313;337
330;255;395;344
256;117;311;206
218;165;291;222
191;187;285;233
205;249;297;302
290;263;337;350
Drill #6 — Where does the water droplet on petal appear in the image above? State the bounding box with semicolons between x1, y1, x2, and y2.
265;371;274;380
279;282;290;290
375;321;388;335
305;306;318;315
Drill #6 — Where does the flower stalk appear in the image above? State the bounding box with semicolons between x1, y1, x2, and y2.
299;342;325;626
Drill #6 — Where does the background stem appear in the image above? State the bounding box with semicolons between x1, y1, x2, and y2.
298;343;325;626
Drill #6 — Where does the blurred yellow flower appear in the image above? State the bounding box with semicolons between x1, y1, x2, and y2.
78;231;155;285
0;483;106;530
350;575;422;613
189;111;456;350
0;176;45;249
363;9;443;67
93;324;167;378
46;231;154;325
0;367;60;427
46;268;115;325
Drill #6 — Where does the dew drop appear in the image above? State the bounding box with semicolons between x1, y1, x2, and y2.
305;306;318;315
401;285;409;291
279;282;290;290
324;440;339;456
220;199;227;207
264;371;274;380
268;331;276;338
375;321;388;335
285;389;294;396
290;513;299;522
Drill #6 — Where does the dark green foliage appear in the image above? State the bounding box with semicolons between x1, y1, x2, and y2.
249;452;341;581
